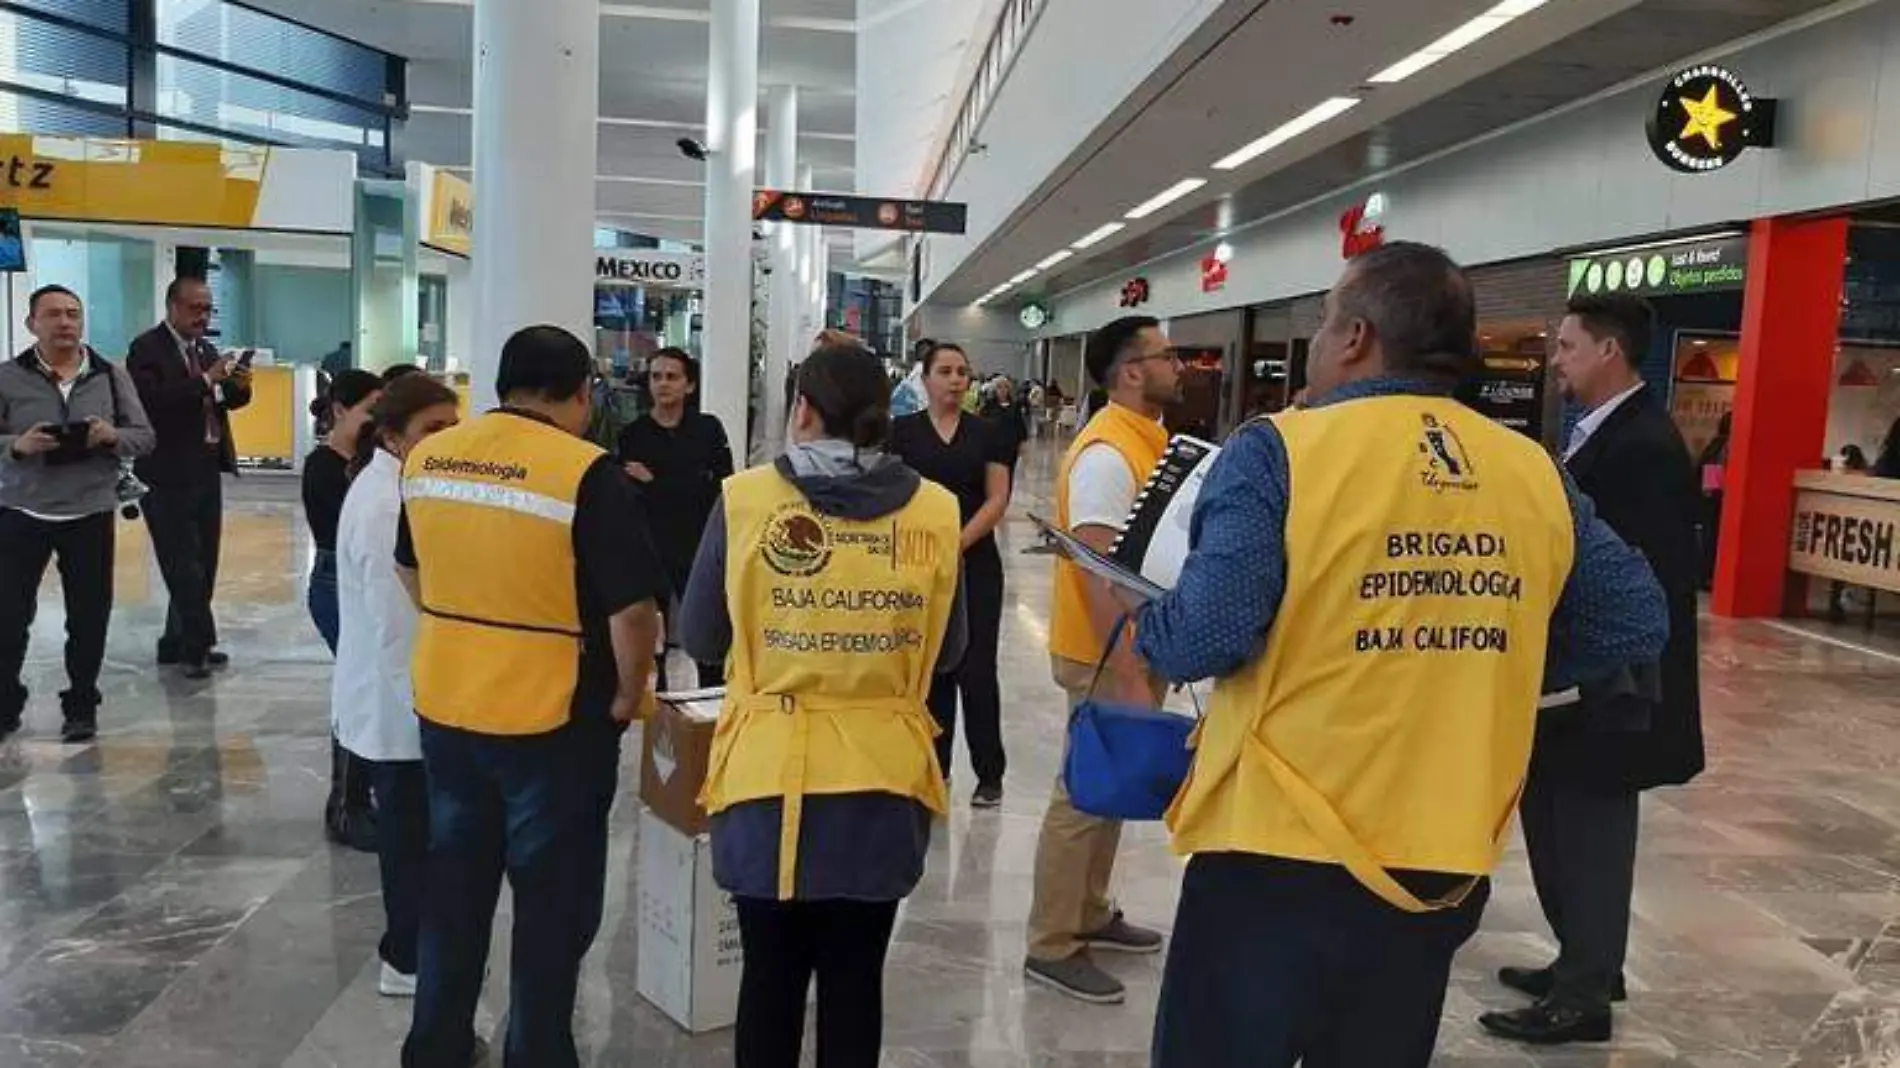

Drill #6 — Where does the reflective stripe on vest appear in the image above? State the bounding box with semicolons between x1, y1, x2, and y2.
402;412;601;735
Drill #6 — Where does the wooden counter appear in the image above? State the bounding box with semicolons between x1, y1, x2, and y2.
1789;470;1900;591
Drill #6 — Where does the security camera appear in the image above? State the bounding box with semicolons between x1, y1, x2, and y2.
676;137;709;162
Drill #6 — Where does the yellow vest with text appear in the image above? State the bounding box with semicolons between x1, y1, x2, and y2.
700;465;962;899
1166;396;1574;909
402;411;602;736
1050;402;1170;664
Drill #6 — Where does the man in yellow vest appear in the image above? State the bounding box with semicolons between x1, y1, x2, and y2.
1132;243;1670;1066
1023;315;1178;1004
395;326;664;1068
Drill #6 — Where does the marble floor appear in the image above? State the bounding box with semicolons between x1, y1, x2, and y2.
4;444;1900;1066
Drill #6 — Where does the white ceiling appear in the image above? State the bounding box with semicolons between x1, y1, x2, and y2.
242;0;869;253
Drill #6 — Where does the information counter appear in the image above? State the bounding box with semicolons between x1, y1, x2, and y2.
1788;471;1900;592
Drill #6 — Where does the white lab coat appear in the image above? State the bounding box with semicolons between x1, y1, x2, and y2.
331;448;423;762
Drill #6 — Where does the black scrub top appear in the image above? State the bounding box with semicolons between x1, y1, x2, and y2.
889;411;1011;551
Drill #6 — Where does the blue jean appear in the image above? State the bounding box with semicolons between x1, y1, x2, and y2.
402;719;623;1068
307;551;339;654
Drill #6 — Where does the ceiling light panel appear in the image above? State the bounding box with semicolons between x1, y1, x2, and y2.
1368;0;1549;85
1035;250;1075;271
1125;179;1208;220
1008;269;1039;284
1071;223;1126;249
1212;97;1360;171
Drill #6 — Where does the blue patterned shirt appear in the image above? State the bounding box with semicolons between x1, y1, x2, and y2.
1134;376;1669;686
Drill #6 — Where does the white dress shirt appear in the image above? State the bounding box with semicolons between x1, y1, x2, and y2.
1565;381;1646;461
331;449;422;762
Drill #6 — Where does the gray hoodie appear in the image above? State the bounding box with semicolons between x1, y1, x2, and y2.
681;442;969;902
0;348;156;517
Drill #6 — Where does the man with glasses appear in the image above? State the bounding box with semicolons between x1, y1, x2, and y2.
1023;315;1180;1005
128;276;252;680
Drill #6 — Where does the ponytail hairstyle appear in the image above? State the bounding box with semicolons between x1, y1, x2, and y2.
312;368;381;431
796;343;892;451
350;373;461;477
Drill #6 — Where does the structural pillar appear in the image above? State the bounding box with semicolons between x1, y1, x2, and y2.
761;85;800;459
1711;215;1849;618
468;0;598;409
701;0;761;454
797;163;821;345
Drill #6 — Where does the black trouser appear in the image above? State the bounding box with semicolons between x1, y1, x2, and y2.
1521;754;1640;1010
143;454;223;662
928;541;1005;785
734;897;900;1068
369;758;429;975
0;509;115;722
1153;853;1488;1068
404;719;621;1068
656;594;721;693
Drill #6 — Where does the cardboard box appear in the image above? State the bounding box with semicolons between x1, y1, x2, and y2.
639;688;723;836
635;806;742;1033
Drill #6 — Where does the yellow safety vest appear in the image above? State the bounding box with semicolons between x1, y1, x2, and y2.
402;410;602;736
1049;401;1170;664
1166;396;1575;911
700;465;962;899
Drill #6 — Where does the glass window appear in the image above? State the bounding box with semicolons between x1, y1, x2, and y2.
156;53;386;153
157;0;389;109
0;90;126;136
0;11;130;110
16;0;129;33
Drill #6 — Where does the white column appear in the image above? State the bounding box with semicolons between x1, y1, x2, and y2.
796;164;820;346
470;0;598;410
761;85;800;459
700;0;761;453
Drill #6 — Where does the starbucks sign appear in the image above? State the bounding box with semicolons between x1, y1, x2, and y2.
1568;235;1748;299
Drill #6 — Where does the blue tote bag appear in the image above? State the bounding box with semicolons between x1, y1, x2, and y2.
1063;617;1200;821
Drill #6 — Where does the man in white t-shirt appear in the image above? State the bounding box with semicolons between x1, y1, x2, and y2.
1025;316;1181;1004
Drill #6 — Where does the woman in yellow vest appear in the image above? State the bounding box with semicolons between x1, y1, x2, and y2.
679;342;966;1068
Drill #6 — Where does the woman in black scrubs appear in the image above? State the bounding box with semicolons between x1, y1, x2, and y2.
618;348;734;691
301;368;382;853
890;342;1012;808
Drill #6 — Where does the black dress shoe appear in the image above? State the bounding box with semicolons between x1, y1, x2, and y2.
60;715;98;744
1479;1000;1612;1045
181;660;214;681
159;647;228;668
1498;966;1627;1002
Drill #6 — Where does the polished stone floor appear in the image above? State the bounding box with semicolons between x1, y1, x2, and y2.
5;444;1900;1066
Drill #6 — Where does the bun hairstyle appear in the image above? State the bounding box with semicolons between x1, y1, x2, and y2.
351;372;460;477
922;341;968;376
796;343;891;450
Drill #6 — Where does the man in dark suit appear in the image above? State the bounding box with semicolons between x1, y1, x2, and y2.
127;277;252;680
1481;294;1705;1045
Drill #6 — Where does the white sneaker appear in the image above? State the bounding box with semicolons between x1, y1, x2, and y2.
379;961;418;998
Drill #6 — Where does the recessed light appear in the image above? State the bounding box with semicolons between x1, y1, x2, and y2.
1125;179;1208;220
1035;250;1075;271
1008;269;1038;285
1071;223;1126;249
1368;0;1550;85
1212;97;1360;171
1214;242;1236;264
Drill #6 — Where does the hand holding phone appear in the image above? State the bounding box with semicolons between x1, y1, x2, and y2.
9;423;59;457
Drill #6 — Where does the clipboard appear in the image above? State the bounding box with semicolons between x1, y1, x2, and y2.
1028;513;1166;603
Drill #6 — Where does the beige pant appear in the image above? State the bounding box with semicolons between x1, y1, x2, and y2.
1027;654;1164;962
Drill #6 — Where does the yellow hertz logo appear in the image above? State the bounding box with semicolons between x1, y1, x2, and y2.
761;505;833;577
1418;414;1479;492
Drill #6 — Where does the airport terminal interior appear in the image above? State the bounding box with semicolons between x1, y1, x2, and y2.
11;0;1900;1065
